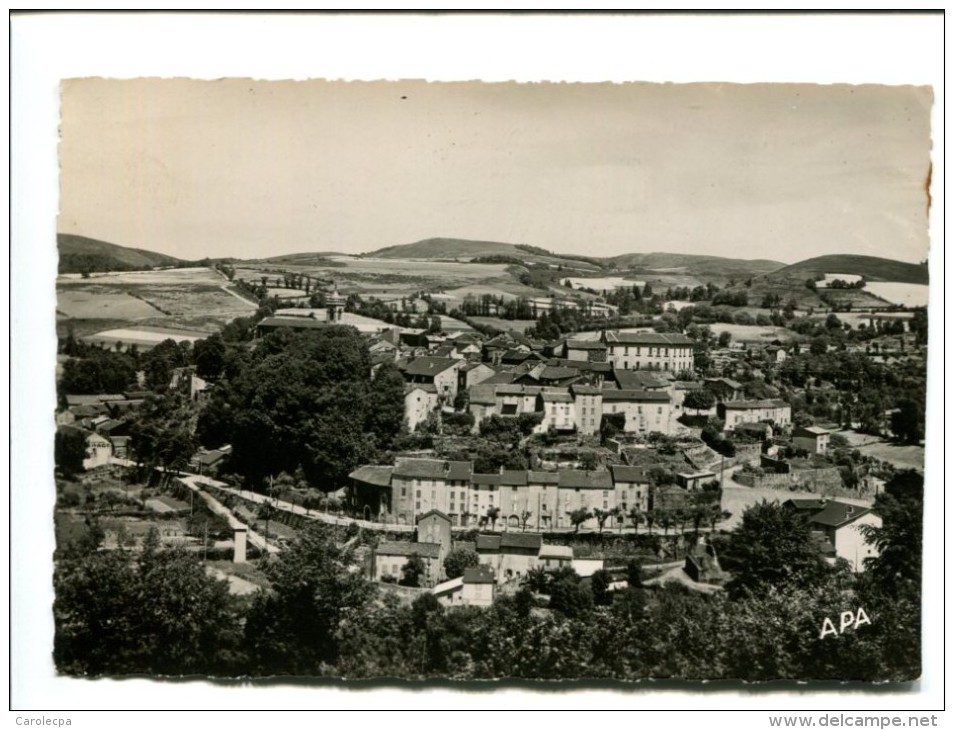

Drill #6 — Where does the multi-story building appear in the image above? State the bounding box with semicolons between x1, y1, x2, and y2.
603;331;694;372
718;399;792;431
570;384;603;435
601;389;673;434
388;458;473;526
538;390;575;432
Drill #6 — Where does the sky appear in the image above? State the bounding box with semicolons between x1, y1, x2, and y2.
58;78;933;265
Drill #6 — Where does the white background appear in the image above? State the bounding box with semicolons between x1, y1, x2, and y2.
9;11;946;723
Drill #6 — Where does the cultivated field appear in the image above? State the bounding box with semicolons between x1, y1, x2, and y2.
56;267;257;342
566;276;645;291
58;288;161;319
719;482;872;531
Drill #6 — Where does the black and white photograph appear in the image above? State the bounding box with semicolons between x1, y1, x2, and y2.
11;11;944;720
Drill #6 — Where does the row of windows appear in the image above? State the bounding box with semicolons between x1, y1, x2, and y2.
615;346;691;356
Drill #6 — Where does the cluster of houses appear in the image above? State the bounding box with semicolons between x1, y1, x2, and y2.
373;508;603;603
54;367;210;470
350;456;718;531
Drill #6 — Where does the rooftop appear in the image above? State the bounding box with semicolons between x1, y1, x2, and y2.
404;357;461;377
376;541;441;559
605;332;693;346
349;465;395;487
392;458;472;481
559;470;614;490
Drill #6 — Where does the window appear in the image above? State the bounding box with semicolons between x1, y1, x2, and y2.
603;490;608;498
513;487;518;493
603;501;608;509
416;489;421;498
658;407;663;414
401;487;406;496
415;501;420;510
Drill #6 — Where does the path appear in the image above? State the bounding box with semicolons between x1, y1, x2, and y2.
218;284;259;307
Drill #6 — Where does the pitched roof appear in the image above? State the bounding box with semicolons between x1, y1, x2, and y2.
405;383;438;394
610;464;652;483
721;399;790;410
808;501;873;528
481;372;515;385
528;471;561;485
404;357;460;377
500;533;543;551
794;425;831;436
495;384;525;395
392;458;472;481
602;389;671;402
376;541;441;559
784;498;828;512
468;384;496;406
559;470;614;489
539;544;574;559
472;474;501;486
417;509;452;524
537;366;580;382
705;377;743;390
570;385;603;396
565;339;607;350
431;576;464;596
674;381;704;391
349;465;395;487
604;332;693;346
476;535;502;551
540;390;573;403
548;358;613;373
614;370;669;390
462;565;496;584
499;470;529;486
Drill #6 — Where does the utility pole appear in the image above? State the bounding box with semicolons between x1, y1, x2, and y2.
203;521;208;563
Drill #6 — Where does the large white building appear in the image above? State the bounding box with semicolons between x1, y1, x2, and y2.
603;332;694;373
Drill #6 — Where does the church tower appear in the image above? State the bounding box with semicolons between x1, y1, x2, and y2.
326;284;345;323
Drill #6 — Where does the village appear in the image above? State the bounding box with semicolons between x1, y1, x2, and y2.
54;256;927;627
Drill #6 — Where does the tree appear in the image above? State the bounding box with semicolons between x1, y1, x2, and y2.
721;500;830;599
484;506;501;530
54;538;243;676
590;569;614;606
717;331;732;348
683;388;716;412
859;470;923;600
400;555;426;587
548;571;593;618
628;506;643;534
207;328;378;490
593;508;611;535
520;509;533;532
366;362;407;451
244;524;374;674
193;334;227;380
890;399;924;444
443;546;479;580
569;508;592;533
55;427;88;478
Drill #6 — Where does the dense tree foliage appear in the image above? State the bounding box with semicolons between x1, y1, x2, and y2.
54;428;88;477
720;501;831;599
60;350;136;394
243;524;374;675
54;531;243;676
198;327;403;491
443;546;480;579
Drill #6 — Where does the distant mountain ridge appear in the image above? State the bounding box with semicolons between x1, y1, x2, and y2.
767;254;929;285
57;233;183;274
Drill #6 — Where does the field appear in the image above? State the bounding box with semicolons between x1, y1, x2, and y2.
56;267;257;342
566;276;645;291
469;317;538;334
720;481;871;531
864;282;930;308
82;325;211;349
708;323;799;343
57;288;161;319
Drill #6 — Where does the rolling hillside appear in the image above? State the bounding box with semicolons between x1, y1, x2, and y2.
610;252;785;279
366;237;785;279
57;234;183;274
768;254;929;284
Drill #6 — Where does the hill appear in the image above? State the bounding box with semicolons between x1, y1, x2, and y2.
57;234;183;274
769;254;928;284
610;252;785;279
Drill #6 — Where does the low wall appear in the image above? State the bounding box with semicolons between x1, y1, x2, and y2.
734;466;843;491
